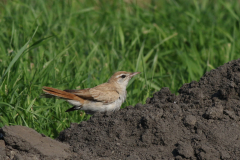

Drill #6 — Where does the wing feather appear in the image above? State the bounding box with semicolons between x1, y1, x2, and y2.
89;88;119;104
64;89;93;100
64;83;119;104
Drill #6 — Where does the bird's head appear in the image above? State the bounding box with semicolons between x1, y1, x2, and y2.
108;71;141;89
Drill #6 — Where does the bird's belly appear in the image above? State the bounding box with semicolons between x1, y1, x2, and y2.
81;98;123;113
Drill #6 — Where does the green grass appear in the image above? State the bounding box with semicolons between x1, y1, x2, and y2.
0;0;240;138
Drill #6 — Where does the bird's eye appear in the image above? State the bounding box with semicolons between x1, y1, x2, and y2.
121;75;126;78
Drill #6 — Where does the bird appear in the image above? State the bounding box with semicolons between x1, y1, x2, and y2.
42;71;140;114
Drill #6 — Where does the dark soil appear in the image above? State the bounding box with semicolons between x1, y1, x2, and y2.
2;59;240;160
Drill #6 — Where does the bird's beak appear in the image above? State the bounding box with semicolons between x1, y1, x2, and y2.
129;72;141;78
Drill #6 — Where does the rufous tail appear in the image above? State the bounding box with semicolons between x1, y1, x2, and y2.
42;86;85;104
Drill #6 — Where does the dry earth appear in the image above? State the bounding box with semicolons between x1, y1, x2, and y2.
1;59;240;159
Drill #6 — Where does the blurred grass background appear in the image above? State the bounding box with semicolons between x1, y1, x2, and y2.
0;0;240;138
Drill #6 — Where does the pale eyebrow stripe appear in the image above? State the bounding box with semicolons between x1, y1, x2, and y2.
117;74;128;78
117;74;124;77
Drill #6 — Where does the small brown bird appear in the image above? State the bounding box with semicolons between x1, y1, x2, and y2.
42;71;140;114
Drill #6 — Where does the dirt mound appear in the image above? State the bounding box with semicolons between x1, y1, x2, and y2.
1;59;240;159
57;59;240;159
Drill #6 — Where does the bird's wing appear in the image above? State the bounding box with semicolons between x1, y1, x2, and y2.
64;88;93;100
89;88;119;104
64;83;119;104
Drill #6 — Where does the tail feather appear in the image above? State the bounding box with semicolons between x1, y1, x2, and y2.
42;86;85;104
